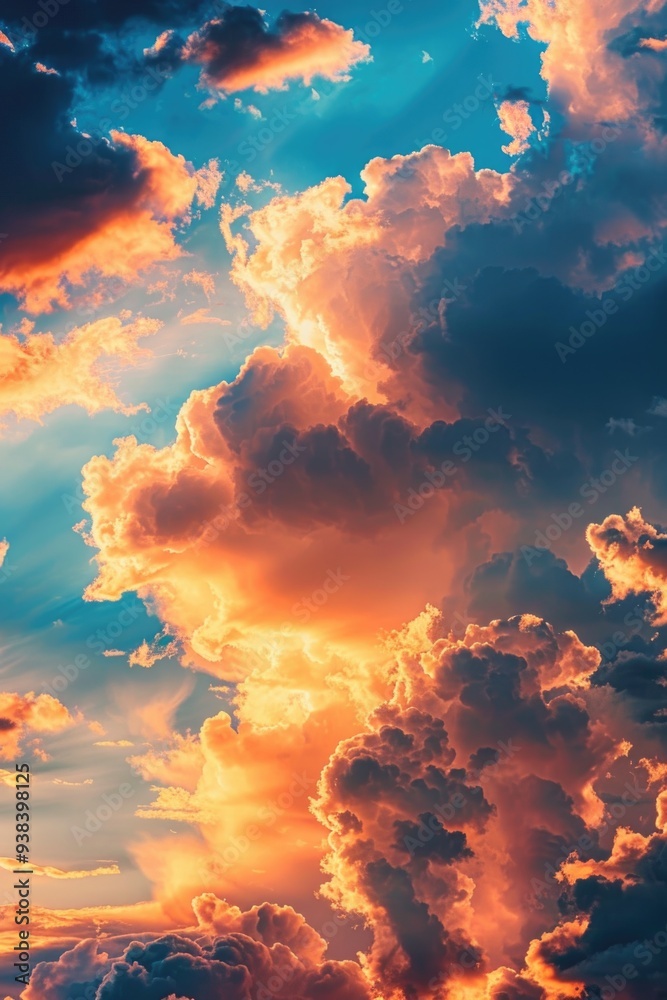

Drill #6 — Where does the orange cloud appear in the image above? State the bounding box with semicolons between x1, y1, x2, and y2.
0;691;76;760
477;0;659;124
0;859;119;879
587;506;667;623
179;307;231;326
0;315;160;427
193;157;223;208
52;778;94;786
0;133;209;314
77;335;521;682
641;37;667;51
311;611;620;992
498;98;536;155
183;269;216;300
125;640;386;917
109;677;194;740
183;12;371;95
221;145;515;408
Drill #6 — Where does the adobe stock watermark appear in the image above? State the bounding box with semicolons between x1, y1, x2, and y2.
123;397;180;445
195;773;315;883
70;783;134;845
354;0;413;44
556;244;667;362
415;74;498;149
51;65;171;181
2;0;70;50
522;449;639;565
196;437;306;545
224;77;340;173
360;278;467;384
582;920;667;999
394;407;511;523
41;599;146;697
290;568;350;625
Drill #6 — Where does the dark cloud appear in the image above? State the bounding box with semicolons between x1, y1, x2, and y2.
1;1;367;97
0;0;212;83
30;924;372;1000
0;46;136;228
179;8;367;94
0;36;210;312
597;652;667;739
205;344;600;534
393;814;474;863
182;7;304;87
540;834;667;1000
499;85;545;105
463;549;602;632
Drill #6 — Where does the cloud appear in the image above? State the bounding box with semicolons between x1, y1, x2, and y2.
52;778;94;786
0;315;160;427
94;740;135;748
221;145;516;400
0;691;76;760
0;859;119;879
76;335;550;678
179;9;370;96
642;36;667;51
12;2;667;995
178;308;231;327
528;802;667;999
24;602;662;999
0;48;213;313
587;507;667;623
128;635;180;668
498;98;536;155
477;0;663;124
182;270;216;301
110;677;194;740
23;897;371;1000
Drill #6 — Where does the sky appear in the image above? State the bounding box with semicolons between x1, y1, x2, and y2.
1;0;667;998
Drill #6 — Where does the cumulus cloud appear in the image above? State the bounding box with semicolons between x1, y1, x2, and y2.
220;145;516;402
13;0;667;996
22;602;667;998
498;98;536;155
76;333;563;678
587;507;667;624
23;897;371;1000
477;0;662;123
179;9;370;96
